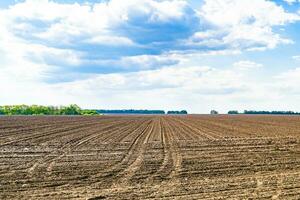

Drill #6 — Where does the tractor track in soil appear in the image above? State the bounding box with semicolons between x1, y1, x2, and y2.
29;118;150;178
1;115;300;199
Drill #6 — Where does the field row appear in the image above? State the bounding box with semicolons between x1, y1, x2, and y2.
1;115;300;199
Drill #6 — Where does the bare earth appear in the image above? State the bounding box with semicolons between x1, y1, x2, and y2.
1;115;300;199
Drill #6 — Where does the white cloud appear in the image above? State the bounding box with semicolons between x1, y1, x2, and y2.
84;35;136;46
1;55;300;113
5;0;191;44
50;64;250;98
25;64;299;113
191;0;300;51
1;0;300;113
0;62;252;111
201;0;298;26
80;54;181;71
118;54;180;69
233;60;263;70
0;27;82;79
283;0;300;5
275;68;300;94
39;65;249;112
292;55;300;61
0;0;201;73
4;0;298;55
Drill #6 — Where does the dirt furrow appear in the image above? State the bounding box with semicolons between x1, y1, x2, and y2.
1;115;300;199
149;117;183;198
27;120;132;176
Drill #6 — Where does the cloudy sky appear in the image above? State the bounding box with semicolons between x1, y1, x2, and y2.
1;0;300;113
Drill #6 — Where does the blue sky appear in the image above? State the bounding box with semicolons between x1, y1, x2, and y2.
0;0;300;113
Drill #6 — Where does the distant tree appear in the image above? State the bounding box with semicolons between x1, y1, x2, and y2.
243;110;300;115
81;109;99;115
0;104;94;116
0;106;4;115
97;109;165;115
60;104;81;115
167;110;188;115
228;110;239;114
210;110;218;115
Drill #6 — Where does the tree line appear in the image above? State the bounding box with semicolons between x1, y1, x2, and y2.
228;110;300;115
0;105;98;116
167;110;188;114
0;106;189;116
96;110;188;115
96;109;166;114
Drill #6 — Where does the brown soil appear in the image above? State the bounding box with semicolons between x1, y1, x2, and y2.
1;115;300;199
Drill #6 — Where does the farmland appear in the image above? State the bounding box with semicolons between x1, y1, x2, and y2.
1;115;300;199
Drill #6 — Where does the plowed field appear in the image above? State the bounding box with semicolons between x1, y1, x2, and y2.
1;115;300;199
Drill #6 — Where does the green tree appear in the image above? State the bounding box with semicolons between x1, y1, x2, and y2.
80;109;98;115
0;106;4;115
0;104;90;116
60;104;82;115
210;110;218;115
